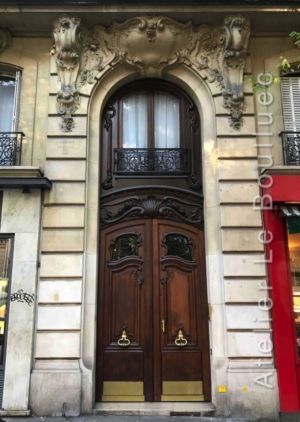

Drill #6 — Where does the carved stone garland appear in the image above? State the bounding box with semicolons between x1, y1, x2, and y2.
52;15;250;131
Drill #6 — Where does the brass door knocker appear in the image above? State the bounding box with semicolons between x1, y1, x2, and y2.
117;329;131;347
174;329;188;347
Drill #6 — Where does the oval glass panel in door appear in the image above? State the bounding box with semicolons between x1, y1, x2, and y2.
110;233;141;261
162;233;193;261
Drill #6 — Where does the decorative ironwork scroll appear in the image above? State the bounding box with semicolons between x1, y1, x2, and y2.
282;132;300;165
114;148;189;175
0;132;23;166
162;233;193;261
110;233;142;261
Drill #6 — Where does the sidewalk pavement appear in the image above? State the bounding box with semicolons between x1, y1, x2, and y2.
0;416;264;422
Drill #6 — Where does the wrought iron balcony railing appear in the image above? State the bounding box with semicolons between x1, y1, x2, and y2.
282;132;300;165
0;132;23;166
114;148;189;175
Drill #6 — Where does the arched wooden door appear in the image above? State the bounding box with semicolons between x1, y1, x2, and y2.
96;218;210;402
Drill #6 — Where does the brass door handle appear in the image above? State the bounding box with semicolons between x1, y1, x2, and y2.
174;329;188;347
117;329;131;347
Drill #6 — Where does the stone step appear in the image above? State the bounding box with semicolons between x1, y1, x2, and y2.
93;402;216;417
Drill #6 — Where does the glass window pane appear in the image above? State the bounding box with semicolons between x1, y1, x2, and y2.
0;76;16;132
154;92;180;148
0;238;12;365
287;219;300;356
122;93;147;148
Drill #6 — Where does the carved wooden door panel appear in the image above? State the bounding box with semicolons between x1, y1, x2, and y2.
153;220;211;401
97;219;210;402
97;220;152;402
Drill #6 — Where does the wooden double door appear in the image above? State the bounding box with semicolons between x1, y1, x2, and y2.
96;219;210;402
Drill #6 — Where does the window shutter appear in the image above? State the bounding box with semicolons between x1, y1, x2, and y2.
281;76;300;131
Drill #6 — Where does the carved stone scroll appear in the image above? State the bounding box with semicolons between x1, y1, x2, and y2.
52;15;82;131
52;14;250;131
0;28;11;54
221;16;250;129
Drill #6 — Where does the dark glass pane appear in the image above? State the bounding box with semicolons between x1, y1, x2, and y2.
164;233;193;261
0;238;12;365
111;234;139;261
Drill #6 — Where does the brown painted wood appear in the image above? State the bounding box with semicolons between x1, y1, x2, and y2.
156;220;210;399
100;79;202;195
96;218;210;402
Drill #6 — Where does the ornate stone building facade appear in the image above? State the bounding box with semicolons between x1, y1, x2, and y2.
0;1;300;420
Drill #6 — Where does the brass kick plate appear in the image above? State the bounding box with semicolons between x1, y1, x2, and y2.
161;381;204;402
102;381;144;402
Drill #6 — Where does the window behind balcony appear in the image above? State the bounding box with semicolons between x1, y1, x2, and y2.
0;69;21;132
122;92;180;148
101;79;201;190
281;75;300;131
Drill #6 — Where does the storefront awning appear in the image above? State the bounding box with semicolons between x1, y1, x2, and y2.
280;205;300;234
280;205;300;218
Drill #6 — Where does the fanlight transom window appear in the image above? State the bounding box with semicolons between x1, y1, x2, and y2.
122;91;180;149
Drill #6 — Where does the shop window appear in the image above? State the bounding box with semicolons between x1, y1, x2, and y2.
287;217;300;355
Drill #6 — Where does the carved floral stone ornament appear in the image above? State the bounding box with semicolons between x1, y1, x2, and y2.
52;15;82;131
52;14;250;131
0;28;12;54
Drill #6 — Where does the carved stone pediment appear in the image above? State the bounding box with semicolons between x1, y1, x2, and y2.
0;28;12;54
108;17;197;71
52;14;250;131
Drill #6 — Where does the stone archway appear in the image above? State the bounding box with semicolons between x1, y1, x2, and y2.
49;13;250;413
31;14;282;419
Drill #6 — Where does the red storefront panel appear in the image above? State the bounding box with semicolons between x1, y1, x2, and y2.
263;174;300;411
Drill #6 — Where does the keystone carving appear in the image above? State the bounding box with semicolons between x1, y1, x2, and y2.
0;28;11;54
52;15;82;132
52;15;250;131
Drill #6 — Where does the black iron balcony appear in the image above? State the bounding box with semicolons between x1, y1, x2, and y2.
114;148;190;175
0;132;23;166
282;132;300;165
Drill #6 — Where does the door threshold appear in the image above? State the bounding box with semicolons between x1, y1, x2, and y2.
93;402;215;416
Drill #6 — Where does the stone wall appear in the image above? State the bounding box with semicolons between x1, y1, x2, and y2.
1;12;299;419
0;190;41;414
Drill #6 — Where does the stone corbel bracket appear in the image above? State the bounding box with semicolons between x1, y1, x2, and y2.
0;28;12;54
221;16;250;129
52;15;82;132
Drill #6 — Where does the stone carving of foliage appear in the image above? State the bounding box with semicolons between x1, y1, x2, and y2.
52;14;250;131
